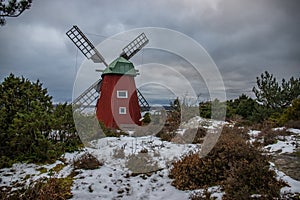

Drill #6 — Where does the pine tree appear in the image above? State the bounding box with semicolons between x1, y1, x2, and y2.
0;74;55;165
252;71;300;110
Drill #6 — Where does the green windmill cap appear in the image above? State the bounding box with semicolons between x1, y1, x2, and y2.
102;57;138;76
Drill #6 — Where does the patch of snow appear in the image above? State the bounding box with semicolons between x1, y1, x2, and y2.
70;135;202;199
287;128;300;134
0;160;71;191
176;128;186;136
192;186;224;200
272;127;286;131
248;130;261;137
180;116;227;130
270;162;300;195
247;130;262;144
264;139;297;154
250;194;262;198
89;135;200;171
263;129;299;154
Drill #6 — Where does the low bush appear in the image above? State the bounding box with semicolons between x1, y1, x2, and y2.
169;126;286;199
257;128;290;146
99;121;128;137
156;129;177;142
0;156;15;169
103;128;128;137
183;127;207;144
142;112;151;124
223;159;286;199
285;120;300;129
25;177;73;200
1;176;74;200
73;152;103;170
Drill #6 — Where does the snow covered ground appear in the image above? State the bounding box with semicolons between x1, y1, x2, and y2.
247;127;300;155
0;136;200;200
1;117;299;199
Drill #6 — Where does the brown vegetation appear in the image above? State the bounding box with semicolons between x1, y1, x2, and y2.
73;152;103;170
169;126;287;199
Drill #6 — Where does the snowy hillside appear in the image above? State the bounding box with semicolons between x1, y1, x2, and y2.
1;117;299;199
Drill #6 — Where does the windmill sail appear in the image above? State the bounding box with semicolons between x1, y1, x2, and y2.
73;79;102;113
137;89;150;111
120;33;149;60
66;25;108;66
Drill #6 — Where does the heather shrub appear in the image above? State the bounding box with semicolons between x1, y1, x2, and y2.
169;126;285;199
182;127;207;144
73;152;103;170
223;159;286;199
1;176;74;200
156;129;177;142
257;127;290;146
285;120;300;129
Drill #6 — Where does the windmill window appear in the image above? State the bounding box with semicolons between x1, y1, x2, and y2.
119;107;126;115
117;90;128;98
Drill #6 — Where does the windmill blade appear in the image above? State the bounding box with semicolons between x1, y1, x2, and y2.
120;33;149;60
66;25;108;66
137;89;150;112
73;79;102;113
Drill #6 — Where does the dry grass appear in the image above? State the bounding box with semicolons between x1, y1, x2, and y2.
1;176;74;200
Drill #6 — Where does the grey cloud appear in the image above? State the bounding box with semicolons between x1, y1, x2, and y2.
0;0;299;103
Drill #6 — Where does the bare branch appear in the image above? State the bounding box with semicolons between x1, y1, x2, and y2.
0;0;32;26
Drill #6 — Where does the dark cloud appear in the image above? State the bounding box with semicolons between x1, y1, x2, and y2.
0;0;299;103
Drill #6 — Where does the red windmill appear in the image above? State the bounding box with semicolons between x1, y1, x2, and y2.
66;26;150;129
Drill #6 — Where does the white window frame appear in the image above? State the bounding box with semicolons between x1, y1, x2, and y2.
119;107;127;115
117;90;128;98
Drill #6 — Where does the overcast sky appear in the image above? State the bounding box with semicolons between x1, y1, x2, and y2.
0;0;299;104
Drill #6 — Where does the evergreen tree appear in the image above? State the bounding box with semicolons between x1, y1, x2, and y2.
252;71;300;111
142;112;151;124
235;94;256;119
199;101;211;118
199;99;226;120
52;103;81;152
169;97;181;127
0;74;56;165
278;98;300;126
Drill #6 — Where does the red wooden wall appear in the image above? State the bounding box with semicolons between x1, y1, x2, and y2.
96;74;141;129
